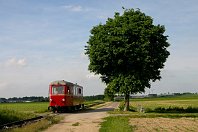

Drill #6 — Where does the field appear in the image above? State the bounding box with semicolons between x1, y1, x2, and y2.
101;94;198;132
130;94;198;110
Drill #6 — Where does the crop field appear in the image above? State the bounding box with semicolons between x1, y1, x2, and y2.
0;102;49;113
130;94;198;110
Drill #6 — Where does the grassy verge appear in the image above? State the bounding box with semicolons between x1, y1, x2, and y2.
100;116;133;132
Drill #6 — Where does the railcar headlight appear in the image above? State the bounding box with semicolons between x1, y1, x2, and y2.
50;99;52;102
62;98;65;101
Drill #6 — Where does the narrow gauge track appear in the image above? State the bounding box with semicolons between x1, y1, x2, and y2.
0;113;61;130
0;101;104;130
0;115;44;130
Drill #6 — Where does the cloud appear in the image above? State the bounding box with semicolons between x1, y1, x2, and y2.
63;5;83;12
5;57;27;67
61;5;94;13
0;81;8;90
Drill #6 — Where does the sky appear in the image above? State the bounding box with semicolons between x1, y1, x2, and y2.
0;0;198;98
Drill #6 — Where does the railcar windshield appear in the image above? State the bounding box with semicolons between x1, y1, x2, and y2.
52;86;64;95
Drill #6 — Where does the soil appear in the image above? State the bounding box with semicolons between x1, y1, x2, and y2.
130;117;198;132
44;102;119;132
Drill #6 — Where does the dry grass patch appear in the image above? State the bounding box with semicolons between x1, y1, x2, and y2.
130;117;198;132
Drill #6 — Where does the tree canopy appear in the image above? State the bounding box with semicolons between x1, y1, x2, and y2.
85;8;170;110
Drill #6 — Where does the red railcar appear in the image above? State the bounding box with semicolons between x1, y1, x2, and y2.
48;80;84;112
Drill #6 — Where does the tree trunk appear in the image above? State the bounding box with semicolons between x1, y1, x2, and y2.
124;93;130;111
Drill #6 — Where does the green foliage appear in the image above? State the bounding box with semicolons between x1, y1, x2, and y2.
84;95;104;101
100;116;133;132
85;8;170;110
104;87;114;101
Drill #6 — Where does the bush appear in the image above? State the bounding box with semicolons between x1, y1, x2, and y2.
146;106;198;113
186;106;198;113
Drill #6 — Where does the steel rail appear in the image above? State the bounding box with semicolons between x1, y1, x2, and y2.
0;116;44;130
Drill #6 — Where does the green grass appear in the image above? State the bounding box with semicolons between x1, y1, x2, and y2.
100;116;133;132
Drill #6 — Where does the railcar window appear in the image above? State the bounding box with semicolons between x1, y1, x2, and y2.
52;86;64;94
78;88;82;94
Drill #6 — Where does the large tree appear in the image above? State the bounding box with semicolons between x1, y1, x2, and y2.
85;9;170;111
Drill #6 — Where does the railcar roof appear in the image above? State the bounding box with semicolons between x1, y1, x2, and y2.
50;80;73;85
50;80;82;88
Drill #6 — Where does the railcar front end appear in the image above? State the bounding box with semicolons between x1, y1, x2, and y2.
48;80;84;112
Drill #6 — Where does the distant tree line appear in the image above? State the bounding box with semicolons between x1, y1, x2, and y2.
83;95;104;101
0;95;105;103
159;92;197;97
0;96;49;103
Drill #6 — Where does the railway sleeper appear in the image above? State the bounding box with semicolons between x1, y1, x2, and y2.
0;116;44;130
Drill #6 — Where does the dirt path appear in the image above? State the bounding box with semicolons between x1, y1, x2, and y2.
44;102;119;132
